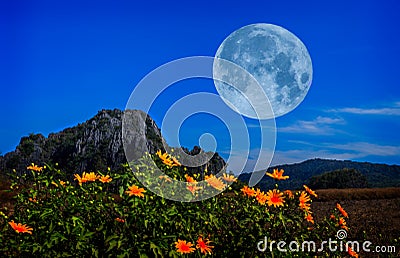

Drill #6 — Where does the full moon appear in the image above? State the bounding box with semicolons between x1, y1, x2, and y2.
213;23;313;119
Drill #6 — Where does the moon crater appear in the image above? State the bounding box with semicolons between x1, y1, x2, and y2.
213;23;313;119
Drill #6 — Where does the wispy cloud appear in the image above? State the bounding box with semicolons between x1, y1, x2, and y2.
270;141;400;166
278;116;345;135
330;102;400;116
220;140;400;169
312;116;345;124
328;142;400;156
332;107;400;116
271;149;362;166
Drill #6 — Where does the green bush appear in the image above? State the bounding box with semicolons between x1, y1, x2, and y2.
308;168;368;189
0;154;358;257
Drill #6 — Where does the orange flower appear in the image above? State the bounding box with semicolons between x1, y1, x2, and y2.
255;189;268;205
337;217;349;231
284;190;294;199
336;203;349;218
27;164;43;172
8;220;33;234
205;175;226;191
299;191;311;212
305;213;314;224
175;239;195;254
241;186;256;197
187;185;195;194
125;185;146;198
28;197;37;203
187;183;202;195
330;214;336;220
156;150;172;166
156;150;181;167
266;168;289;180
222;173;237;182
156;150;164;158
185;174;196;183
299;191;311;204
99;175;112;183
74;173;87;185
300;202;311;212
171;156;182;166
185;174;201;194
303;185;318;198
115;218;125;223
74;172;99;185
196;236;214;255
347;246;359;258
159;175;172;182
83;172;98;182
52;180;66;187
265;189;285;207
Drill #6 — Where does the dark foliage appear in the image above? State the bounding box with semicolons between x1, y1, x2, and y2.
308;168;368;189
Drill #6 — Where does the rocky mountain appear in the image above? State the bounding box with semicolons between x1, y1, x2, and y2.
0;109;225;177
238;158;400;190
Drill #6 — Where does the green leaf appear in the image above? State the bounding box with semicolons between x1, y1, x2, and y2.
40;209;54;220
84;231;95;238
107;240;117;252
105;235;119;243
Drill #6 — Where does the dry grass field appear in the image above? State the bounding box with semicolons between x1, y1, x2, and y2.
313;188;400;257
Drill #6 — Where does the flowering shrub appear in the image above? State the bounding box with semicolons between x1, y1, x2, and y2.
0;154;359;257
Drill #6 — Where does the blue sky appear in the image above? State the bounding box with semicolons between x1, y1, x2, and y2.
1;0;400;170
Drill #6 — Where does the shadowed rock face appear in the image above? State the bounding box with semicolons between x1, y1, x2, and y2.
0;109;225;177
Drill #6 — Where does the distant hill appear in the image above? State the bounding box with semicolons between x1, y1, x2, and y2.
238;158;400;190
0;109;225;178
1;109;399;189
